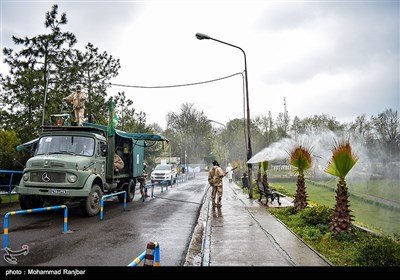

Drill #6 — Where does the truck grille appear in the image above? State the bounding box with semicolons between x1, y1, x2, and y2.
30;171;65;183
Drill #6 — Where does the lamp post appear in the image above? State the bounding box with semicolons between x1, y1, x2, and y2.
169;144;172;164
196;33;253;199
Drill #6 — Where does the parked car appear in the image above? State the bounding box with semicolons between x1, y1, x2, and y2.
150;164;177;184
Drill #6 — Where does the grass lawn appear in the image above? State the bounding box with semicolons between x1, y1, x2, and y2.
269;206;400;266
269;179;400;236
0;193;19;204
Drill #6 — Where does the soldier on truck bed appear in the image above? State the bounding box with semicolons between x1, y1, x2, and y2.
64;84;86;126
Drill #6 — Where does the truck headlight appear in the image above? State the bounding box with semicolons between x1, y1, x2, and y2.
67;174;78;183
23;173;29;181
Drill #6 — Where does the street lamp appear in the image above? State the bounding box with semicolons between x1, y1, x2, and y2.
196;32;253;199
208;119;226;127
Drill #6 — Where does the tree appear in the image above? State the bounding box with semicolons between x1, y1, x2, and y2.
111;91;162;167
1;4;121;142
290;116;302;139
70;43;120;123
113;91;133;131
254;111;277;149
0;4;77;141
166;103;211;164
0;130;24;170
217;118;248;168
349;114;373;141
325;136;359;233
288;143;314;213
372;109;400;161
276;112;290;139
289;114;345;137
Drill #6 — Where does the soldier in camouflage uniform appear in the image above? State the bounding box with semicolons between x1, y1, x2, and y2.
138;163;149;201
209;160;225;208
208;163;215;199
64;84;86;126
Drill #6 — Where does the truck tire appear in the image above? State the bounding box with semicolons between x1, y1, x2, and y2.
118;179;135;203
80;184;102;217
19;195;44;210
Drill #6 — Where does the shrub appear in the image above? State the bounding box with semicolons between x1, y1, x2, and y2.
333;230;358;243
355;236;400;266
301;227;323;241
299;205;332;226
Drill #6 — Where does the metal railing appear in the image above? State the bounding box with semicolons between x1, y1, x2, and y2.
144;182;155;198
3;205;68;249
0;170;23;203
160;179;172;192
100;191;126;220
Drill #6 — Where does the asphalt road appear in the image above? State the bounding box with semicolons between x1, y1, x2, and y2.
0;174;207;267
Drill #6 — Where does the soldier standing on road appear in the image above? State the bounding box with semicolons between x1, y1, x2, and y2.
209;160;225;208
138;163;149;201
64;84;86;126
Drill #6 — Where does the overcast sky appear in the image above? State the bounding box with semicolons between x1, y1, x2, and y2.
1;0;399;129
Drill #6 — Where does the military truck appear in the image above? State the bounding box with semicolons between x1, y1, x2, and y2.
15;113;167;216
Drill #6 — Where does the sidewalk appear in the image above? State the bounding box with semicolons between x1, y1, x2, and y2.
186;177;331;266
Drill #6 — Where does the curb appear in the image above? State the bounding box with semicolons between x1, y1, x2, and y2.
183;183;211;266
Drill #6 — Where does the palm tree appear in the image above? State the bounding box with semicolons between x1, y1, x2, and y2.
289;144;314;213
325;136;359;233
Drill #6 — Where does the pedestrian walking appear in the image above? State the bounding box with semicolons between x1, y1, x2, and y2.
226;163;233;183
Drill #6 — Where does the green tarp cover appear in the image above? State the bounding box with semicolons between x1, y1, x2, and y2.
83;122;168;142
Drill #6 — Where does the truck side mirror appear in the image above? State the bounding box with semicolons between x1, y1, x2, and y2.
101;144;108;157
31;143;38;156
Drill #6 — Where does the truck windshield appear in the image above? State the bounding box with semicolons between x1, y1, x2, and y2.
36;136;95;156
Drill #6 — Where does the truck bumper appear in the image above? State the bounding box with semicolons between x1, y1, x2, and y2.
15;186;90;197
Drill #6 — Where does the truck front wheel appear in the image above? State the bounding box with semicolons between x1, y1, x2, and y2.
19;195;44;210
80;184;102;217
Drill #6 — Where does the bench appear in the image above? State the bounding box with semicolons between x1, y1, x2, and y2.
256;180;281;206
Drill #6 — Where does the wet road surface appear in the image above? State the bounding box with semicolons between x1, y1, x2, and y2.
0;175;206;267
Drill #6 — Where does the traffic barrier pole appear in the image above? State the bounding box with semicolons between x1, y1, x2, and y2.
143;242;160;266
154;242;160;266
100;191;126;220
127;242;160;266
128;250;146;266
3;205;68;249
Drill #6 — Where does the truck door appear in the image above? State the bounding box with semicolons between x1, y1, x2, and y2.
96;140;107;178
